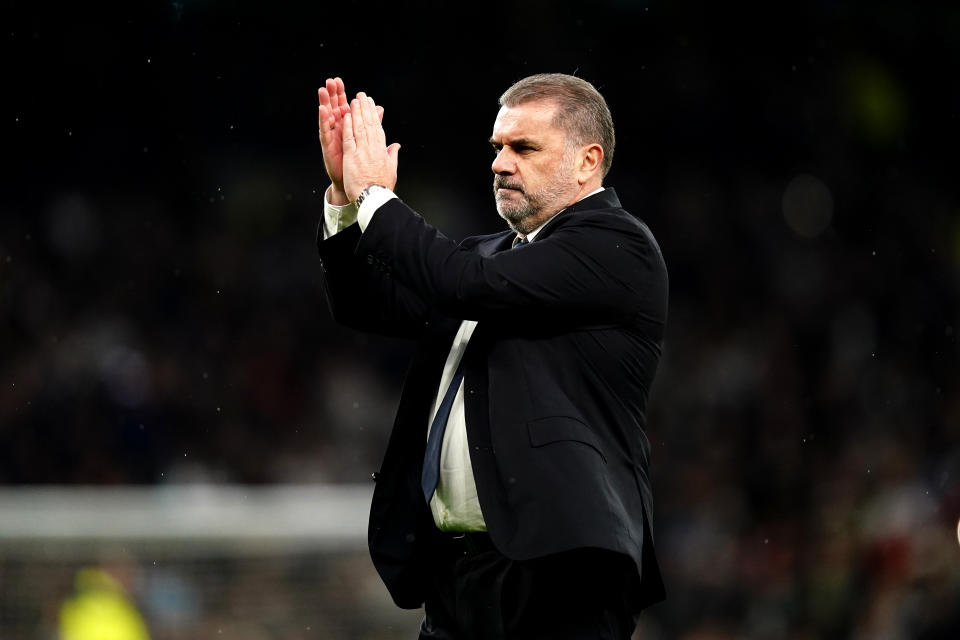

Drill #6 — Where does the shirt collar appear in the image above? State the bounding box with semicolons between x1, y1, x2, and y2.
518;187;605;243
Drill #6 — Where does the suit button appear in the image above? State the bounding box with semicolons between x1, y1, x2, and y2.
366;254;374;264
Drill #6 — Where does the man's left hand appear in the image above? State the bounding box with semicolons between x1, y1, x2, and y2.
342;92;401;203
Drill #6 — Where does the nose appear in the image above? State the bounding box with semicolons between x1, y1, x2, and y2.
491;148;515;175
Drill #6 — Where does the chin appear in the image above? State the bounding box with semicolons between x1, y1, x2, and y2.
496;205;536;234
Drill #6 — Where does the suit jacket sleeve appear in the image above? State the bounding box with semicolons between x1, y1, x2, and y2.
356;198;666;327
316;221;431;338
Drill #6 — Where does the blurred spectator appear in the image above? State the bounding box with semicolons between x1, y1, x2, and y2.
59;568;151;640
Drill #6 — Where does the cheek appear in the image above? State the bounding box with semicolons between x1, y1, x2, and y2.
522;162;552;185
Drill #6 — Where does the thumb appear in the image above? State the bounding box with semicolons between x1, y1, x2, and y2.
387;142;401;169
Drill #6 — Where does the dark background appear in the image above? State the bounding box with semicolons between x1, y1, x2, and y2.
2;0;959;636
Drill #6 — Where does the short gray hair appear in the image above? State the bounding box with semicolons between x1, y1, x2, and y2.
499;73;615;176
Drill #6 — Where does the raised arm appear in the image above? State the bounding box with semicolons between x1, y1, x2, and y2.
317;83;426;338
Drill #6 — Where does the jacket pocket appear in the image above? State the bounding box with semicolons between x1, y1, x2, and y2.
527;416;606;463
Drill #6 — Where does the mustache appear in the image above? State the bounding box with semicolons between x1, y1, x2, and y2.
493;177;524;193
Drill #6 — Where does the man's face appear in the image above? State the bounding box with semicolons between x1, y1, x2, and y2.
490;100;579;234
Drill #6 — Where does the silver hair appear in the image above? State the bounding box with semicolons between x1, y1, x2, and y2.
499;73;615;177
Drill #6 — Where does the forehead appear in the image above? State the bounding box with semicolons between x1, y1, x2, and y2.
491;100;563;141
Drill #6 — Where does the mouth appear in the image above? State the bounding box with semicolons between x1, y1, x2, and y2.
494;183;524;197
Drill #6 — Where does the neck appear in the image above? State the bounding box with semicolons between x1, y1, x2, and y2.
564;179;603;208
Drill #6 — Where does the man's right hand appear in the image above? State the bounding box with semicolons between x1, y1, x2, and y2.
318;77;384;206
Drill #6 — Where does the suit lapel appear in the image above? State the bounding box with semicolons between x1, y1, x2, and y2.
532;188;622;242
474;230;515;256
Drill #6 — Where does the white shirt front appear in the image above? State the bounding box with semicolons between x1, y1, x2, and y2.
424;318;484;530
321;186;603;531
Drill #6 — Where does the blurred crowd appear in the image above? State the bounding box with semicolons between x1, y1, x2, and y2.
2;1;958;638
0;552;420;640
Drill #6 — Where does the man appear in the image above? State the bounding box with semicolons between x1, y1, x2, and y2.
316;74;668;639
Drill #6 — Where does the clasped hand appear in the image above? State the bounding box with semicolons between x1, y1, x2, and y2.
318;78;400;205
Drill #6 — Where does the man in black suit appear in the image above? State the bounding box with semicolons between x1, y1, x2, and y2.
316;73;668;639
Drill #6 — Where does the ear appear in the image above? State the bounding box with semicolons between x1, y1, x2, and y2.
576;144;604;184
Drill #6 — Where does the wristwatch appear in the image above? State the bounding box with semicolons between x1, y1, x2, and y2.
356;184;389;207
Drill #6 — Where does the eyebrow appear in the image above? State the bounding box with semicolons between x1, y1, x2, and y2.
489;137;540;149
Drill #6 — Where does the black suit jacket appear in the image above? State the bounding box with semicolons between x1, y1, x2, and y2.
316;188;668;611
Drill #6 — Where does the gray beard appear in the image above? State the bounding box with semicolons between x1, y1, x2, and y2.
493;159;578;235
495;196;542;235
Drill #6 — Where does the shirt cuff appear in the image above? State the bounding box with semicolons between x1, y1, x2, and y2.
322;186;359;238
357;187;399;232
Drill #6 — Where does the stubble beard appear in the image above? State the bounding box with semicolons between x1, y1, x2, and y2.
493;153;579;235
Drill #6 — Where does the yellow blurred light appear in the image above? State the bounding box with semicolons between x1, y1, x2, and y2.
843;57;907;146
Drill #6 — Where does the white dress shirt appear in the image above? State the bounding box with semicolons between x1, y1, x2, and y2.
321;185;603;531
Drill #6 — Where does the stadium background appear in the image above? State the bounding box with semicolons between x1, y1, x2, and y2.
2;0;959;637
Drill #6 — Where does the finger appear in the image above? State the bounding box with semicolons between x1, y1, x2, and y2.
320;111;338;146
342;111;357;150
336;78;348;111
320;85;339;122
362;96;384;144
362;96;379;127
387;142;401;170
327;78;340;110
318;104;330;141
377;105;384;123
350;98;367;144
327;79;345;118
319;88;331;137
355;92;372;127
